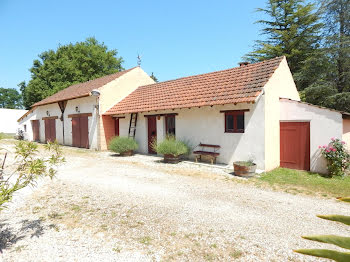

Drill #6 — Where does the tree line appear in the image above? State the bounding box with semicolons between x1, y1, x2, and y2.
245;0;349;112
1;0;349;112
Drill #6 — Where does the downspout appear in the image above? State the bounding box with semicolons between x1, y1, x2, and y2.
90;89;101;150
58;101;67;145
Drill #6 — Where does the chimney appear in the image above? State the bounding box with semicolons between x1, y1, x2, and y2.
239;62;250;67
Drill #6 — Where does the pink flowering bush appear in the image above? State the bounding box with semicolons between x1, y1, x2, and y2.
319;138;350;177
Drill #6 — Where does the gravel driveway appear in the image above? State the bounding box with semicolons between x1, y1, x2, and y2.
1;145;349;261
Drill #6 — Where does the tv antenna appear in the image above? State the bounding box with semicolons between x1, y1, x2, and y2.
137;54;142;66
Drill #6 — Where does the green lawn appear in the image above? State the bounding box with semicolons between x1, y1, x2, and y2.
256;168;350;198
0;133;15;139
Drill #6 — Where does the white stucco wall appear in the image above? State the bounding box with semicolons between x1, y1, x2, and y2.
0;108;28;134
263;57;301;171
117;100;266;169
18;104;63;143
18;96;98;149
63;96;98;149
280;99;343;174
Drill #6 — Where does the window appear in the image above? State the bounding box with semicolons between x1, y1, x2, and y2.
224;111;245;133
165;115;176;136
24;124;27;132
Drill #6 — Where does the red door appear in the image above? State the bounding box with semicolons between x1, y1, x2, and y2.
31;120;40;141
72;116;89;148
280;122;310;170
44;119;56;142
147;116;157;154
115;118;120;136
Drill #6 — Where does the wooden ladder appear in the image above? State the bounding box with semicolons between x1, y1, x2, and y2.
128;113;138;139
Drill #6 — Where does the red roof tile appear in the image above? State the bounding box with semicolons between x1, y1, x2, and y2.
104;57;284;115
33;68;136;107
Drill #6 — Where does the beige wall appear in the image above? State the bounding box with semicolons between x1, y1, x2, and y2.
99;67;154;150
264;57;300;171
343;119;350;147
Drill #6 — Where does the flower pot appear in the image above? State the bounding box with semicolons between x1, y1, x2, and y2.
164;154;180;164
120;150;134;156
233;162;257;177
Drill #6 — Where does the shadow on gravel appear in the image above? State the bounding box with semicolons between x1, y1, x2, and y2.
0;219;45;252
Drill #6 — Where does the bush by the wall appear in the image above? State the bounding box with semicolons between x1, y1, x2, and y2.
319;138;350;177
108;136;138;154
152;136;190;157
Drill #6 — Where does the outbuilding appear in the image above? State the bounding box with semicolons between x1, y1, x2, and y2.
18;67;154;149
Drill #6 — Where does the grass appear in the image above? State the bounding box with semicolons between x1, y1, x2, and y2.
138;236;152;245
257;168;350;197
0;133;15;140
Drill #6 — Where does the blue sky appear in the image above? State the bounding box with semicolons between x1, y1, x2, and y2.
0;0;267;91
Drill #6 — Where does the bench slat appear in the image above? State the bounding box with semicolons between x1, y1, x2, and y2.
193;151;220;156
199;143;220;148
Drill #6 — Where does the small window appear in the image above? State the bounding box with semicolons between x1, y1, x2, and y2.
165;115;176;136
24;124;27;132
225;111;245;133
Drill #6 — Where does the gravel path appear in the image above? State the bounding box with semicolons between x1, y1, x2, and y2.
1;145;349;261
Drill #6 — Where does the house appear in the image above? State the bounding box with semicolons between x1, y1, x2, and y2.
18;56;349;174
17;67;154;149
103;56;350;173
0;108;28;135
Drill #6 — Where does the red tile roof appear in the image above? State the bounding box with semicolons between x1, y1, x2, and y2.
33;68;136;107
104;57;285;115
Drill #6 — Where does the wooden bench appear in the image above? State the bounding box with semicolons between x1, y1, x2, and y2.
193;143;220;164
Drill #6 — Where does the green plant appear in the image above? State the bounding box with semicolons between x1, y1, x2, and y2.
0;141;64;210
319;138;350;177
234;161;255;167
294;197;350;261
108;136;138;154
152;136;190;157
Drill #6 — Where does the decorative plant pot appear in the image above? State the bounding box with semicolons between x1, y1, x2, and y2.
233;162;257;177
164;154;180;164
120;150;134;156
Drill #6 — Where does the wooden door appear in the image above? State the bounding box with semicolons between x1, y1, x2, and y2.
115;118;120;137
44;119;56;142
280;122;310;171
147;116;157;154
80;116;89;149
72;116;89;149
72;117;81;147
31;120;40;141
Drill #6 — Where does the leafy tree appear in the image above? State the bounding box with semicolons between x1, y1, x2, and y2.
0;141;64;210
244;0;323;90
302;82;338;107
321;0;350;93
21;37;124;109
150;72;158;82
0;87;22;109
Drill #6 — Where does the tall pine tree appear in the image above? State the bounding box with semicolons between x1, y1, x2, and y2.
244;0;323;90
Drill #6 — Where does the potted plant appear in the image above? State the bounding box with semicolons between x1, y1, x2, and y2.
108;136;138;156
152;136;190;163
233;157;257;177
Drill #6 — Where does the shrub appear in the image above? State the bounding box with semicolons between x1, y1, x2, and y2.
319;138;350;177
108;136;138;154
152;136;190;157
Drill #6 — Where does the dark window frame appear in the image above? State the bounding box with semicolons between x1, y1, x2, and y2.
224;111;245;133
165;115;176;136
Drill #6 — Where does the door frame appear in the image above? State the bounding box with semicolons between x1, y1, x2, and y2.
280;121;310;171
147;116;157;154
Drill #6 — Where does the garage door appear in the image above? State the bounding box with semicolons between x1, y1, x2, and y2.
280;122;310;171
44;119;56;142
72;116;89;149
